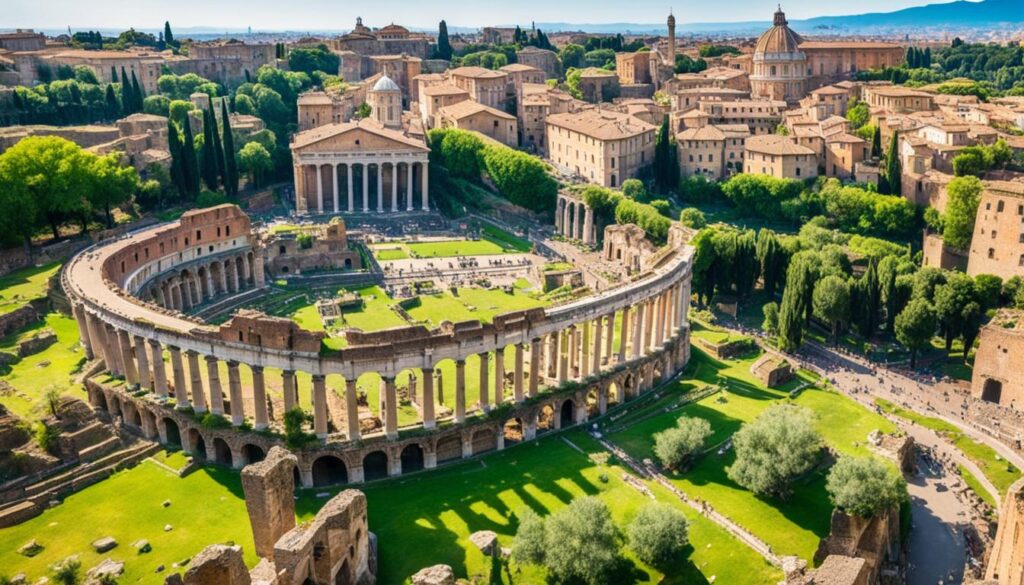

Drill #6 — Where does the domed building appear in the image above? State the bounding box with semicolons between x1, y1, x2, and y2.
368;74;402;129
750;6;808;102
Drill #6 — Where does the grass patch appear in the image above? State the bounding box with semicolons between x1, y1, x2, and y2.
0;312;86;419
407;288;547;327
959;464;998;509
481;225;532;253
875;398;1021;495
405;239;509;258
0;263;60;315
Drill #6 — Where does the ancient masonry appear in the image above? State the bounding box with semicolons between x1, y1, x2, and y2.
984;478;1024;585
64;204;695;486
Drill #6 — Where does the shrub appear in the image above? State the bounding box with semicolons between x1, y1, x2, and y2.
35;421;61;455
727;404;823;499
653;416;713;471
826;455;906;517
679;207;706;228
627;503;689;567
511;508;546;565
50;555;82;585
296;232;313;249
614;198;671;244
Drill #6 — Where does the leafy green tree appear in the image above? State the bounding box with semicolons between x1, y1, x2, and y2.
727;404;823;499
200;106;219;191
238;142;273;189
288;44;340;76
941;176;980;251
973;274;1002;312
762;302;780;336
143;94;170;117
559;44;585;73
934;272;977;355
88;153;139;227
480;144;558;213
826;456;906;517
895;299;937;368
756;228;787;295
953;149;987;177
846;99;870;130
511;508;546;566
679;207;706;228
813;275;852;344
627;503;689;568
50;555;82;585
283;407;313;449
653;416;712;471
871;125;882;158
543;497;623;585
852;261;881;337
777;253;819;351
431;128;484;179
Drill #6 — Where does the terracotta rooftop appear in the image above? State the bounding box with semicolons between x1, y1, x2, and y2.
811;85;849;95
745;134;816;156
827;133;867;144
449;66;506;79
868;86;934;99
438;100;515;121
420;84;468;97
500;63;541;73
546;109;656;141
291;118;428;151
800;41;900;49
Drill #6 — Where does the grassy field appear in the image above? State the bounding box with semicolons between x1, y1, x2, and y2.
875;398;1021;496
0;312;87;419
0;263;61;316
406;288;547;327
959;464;998;509
609;347;897;564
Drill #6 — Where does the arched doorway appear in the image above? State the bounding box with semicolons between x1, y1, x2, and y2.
213;438;233;466
472;429;497;455
188;428;206;460
981;379;1003;404
362;450;388;481
503;418;524;445
537;405;555;433
560;399;575;428
242;444;266;465
435;435;462;464
312;455;349;486
400;444;424;473
162;418;181;447
607;382;622;408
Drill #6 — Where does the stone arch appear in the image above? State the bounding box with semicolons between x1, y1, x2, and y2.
623;372;638;399
108;394;123;420
124;402;142;428
586;387;600;417
187;428;207;460
471;428;497;455
394;368;421;413
435;434;463;464
312;455;349;487
503;417;524;445
242;443;266;465
246;251;256;285
223;259;237;292
559;399;575;428
537;404;556;433
162;417;181;447
210;262;224;295
981;379;1003;404
400;443;425;473
212;437;233;466
607;381;622;407
362;450;388;482
197;265;211;299
88;386;107;411
234;257;245;290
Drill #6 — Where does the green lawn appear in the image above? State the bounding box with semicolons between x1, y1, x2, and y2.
959;464;998;509
609;347;896;564
407;288;547;327
875;399;1021;496
0;263;60;316
405;240;508;258
374;248;409;261
481;225;532;253
0;312;87;419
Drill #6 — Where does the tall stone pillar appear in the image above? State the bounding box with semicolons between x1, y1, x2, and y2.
421;161;429;210
421;368;435;430
581;321;592;377
591;318;603;374
315;164;324;213
529;338;542;398
555;196;564;233
240;446;298;559
604;312;614;362
346;163;354;211
227;361;244;426
85;314;107;365
558;329;569;384
383;377;398;439
632;302;644;360
344;377;359;440
280;370;295;413
619;306;631;363
513;343;525;403
454;360;466;423
644;297;656;351
149;339;168;397
252;366;268;430
494;347;505;405
655;292;667;347
186;350;207;413
478;352;490;412
331;164;339;212
406;162;414;212
73;305;93;359
103;325;123;376
133;335;151;391
547;333;558;378
168;346;190;409
583;207;594;244
376;164;384;212
361;163;369;211
313;375;328;438
206;356;224;415
391;163;398;212
294;164;305;214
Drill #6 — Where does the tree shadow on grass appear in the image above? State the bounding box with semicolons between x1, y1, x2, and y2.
657;544;712;585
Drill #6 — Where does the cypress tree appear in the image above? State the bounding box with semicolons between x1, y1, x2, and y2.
167;121;185;196
653;116;675;192
164;21;174;46
855;261;880;337
437;20;452;60
923;47;932;68
221;99;239;196
130;71;145;112
883;131;902;196
871;125;882;159
181;118;200;197
110;65;118;83
200;106;219;191
119;67;131;113
105;84;119;118
208;99;226;188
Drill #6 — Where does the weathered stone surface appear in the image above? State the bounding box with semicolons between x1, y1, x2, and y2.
17;329;56;357
17;539;43;557
411;564;455;585
162;499;172;508
469;530;498;555
133;539;151;553
179;544;250;585
164;524;173;532
86;558;124;582
91;537;117;553
241;445;298;560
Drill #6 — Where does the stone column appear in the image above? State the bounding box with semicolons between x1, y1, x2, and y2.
580;321;592;378
206;356;224;415
604;312;614;362
547;333;558;378
186;350;207;413
478;352;490;412
133;335;150;391
619;306;631;363
116;330;139;387
361;163;369;211
149;339;168;397
205;268;216;300
383;377;398;439
391;163;398;212
168;346;190;409
421;369;435;430
332;163;340;213
344;377;359;440
583;207;594;244
421;161;429;210
227;361;243;425
102;325;122;376
554;196;564;233
252;366;268;430
557;329;569;384
655;292;667;347
643;298;655;353
85;314;107;365
72;305;93;359
493;348;505;405
282;370;296;413
632;303;644;360
591;318;603;374
346;163;354;211
376;164;384;212
293;164;305;214
219;265;228;295
528;338;542;397
313;374;329;438
513;343;525;403
454;360;466;424
315;164;324;213
406;162;414;212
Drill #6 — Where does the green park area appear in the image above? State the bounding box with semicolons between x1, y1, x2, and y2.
0;312;87;419
370;228;531;262
608;345;898;564
0;263;61;316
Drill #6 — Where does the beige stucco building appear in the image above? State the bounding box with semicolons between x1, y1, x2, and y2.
967;180;1024;281
520;83;580;156
546;109;656;187
517;46;561;80
677;124;750;179
863;86;935;114
744;134;818;180
449;66;508;111
436;100;518;147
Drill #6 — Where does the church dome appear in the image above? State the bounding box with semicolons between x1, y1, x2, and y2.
371;75;401;92
754;6;804;56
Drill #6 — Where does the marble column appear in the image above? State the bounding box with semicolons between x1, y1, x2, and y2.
376;164;384;212
406;161;414;212
494;348;505;405
332;164;339;213
346;163;354;211
592;317;603;374
344;377;359;440
391;163;398;212
514;343;525;403
655;292;667;347
643;299;655;353
72;305;93;359
581;321;592;377
454;360;466;424
528;338;542;397
133;335;151;391
149;339;168;397
619;306;631;363
421;161;429;210
206;356;224;415
383;377;398;439
227;361;243;426
102;325;122;376
282;370;296;413
85;314;107;365
604;312;614;362
117;330;139;387
632;303;644;360
558;329;569;384
547;333;558;378
252;366;268;430
478;352;490;412
168;346;189;409
315;164;324;213
421;368;435;430
313;374;329;438
186;350;206;413
361;163;369;211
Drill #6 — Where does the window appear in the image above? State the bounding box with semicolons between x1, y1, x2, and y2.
998;201;1005;213
196;229;202;241
796;168;801;176
992;231;997;239
988;248;995;258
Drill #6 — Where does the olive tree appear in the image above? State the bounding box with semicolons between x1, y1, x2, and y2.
627;503;689;567
826;456;906;517
727;404;823;499
653;416;713;472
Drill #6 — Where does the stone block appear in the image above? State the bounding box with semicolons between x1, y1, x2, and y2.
469;530;497;555
241;446;298;559
411;564;455;585
86;558;124;582
18;329;56;358
17;539;43;557
133;539;151;553
91;537;117;553
179;544;250;585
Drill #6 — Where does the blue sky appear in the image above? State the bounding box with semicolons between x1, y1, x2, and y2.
5;0;944;30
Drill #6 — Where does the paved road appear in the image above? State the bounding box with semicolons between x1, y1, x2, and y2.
906;450;969;585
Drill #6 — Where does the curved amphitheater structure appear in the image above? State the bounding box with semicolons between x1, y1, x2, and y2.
64;204;694;486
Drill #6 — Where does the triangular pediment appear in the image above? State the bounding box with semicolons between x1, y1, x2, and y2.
292;122;428;154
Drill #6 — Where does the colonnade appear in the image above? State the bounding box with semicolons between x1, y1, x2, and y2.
295;160;429;215
555;194;595;245
141;250;259;312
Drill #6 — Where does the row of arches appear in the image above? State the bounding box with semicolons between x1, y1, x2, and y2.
142;250;258;313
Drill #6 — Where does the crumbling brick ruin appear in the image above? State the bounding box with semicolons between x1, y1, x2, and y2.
984;479;1024;585
242;446;298;558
